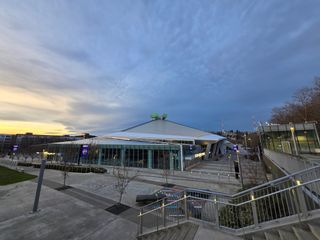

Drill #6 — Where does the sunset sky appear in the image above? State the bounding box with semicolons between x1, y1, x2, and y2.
1;1;320;135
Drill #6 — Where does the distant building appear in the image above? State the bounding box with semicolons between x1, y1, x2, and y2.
0;133;94;155
51;119;226;171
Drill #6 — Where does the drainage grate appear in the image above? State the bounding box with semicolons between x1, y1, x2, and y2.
55;186;73;191
105;203;130;215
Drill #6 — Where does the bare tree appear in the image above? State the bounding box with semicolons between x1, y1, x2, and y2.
60;143;78;187
310;77;320;121
293;87;313;121
313;77;320;94
270;77;320;124
112;164;137;204
270;106;289;124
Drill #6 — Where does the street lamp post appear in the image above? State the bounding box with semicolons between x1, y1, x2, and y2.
244;134;247;150
236;150;244;189
290;127;299;155
32;158;46;213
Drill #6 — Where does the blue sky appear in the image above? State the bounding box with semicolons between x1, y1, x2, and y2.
0;0;320;135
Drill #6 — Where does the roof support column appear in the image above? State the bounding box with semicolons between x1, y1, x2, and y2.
147;149;152;169
180;144;184;172
212;142;218;159
120;147;125;166
98;147;102;165
205;143;211;159
169;150;174;170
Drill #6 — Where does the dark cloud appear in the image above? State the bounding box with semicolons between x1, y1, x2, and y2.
0;0;319;134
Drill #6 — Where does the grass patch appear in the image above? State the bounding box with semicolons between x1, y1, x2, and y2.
0;166;36;185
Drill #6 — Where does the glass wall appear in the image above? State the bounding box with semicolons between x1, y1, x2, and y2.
48;143;182;170
99;144;181;170
101;147;121;166
258;123;320;155
125;148;148;168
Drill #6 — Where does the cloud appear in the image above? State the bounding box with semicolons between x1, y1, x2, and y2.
0;0;319;134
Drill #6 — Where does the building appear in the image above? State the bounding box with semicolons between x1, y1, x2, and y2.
51;119;226;171
257;122;320;176
258;122;320;155
0;133;94;156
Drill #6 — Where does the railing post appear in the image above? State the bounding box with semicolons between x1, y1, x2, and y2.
184;192;188;220
214;195;220;227
250;191;259;226
139;209;143;235
295;181;308;217
162;199;166;227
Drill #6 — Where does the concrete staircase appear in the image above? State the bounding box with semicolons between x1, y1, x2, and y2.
138;222;199;240
138;166;320;240
189;157;266;186
190;160;234;177
240;159;267;185
137;221;320;240
248;221;320;240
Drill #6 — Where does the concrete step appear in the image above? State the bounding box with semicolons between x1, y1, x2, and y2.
252;235;265;240
308;224;320;240
174;224;189;240
264;232;280;240
167;228;179;240
292;227;318;240
278;229;298;240
158;228;172;240
184;223;199;240
191;169;233;175
139;222;198;240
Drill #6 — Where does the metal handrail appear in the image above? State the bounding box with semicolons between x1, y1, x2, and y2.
186;188;231;198
140;178;320;216
141;189;184;210
188;165;320;198
138;166;320;236
236;178;320;207
190;169;236;175
140;196;187;217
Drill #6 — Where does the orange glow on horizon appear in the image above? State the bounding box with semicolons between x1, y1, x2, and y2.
0;120;73;135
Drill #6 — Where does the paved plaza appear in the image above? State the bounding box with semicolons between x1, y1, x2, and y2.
0;160;244;239
0;181;138;240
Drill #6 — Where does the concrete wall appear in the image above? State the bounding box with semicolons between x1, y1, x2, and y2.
262;154;287;179
263;149;311;174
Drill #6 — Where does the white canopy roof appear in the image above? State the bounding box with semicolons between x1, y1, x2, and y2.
53;120;225;146
53;137;168;146
105;120;225;142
